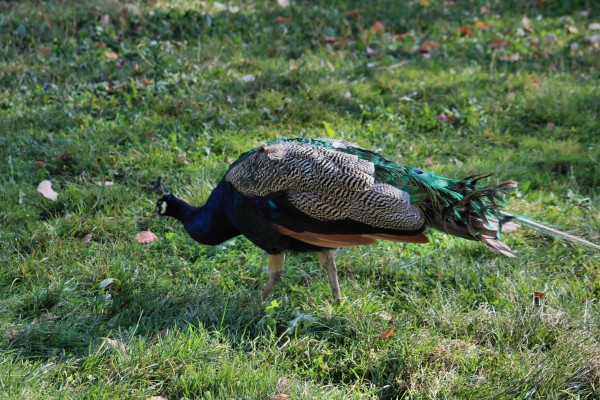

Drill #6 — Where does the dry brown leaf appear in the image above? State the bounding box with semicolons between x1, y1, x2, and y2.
475;20;490;29
371;21;384;33
274;16;291;24
137;231;158;243
532;50;545;58
37;180;58;201
490;38;508;48
395;33;412;40
460;26;473;36
375;326;396;339
533;291;546;306
420;41;440;53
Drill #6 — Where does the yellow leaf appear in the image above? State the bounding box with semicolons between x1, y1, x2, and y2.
322;121;336;138
104;51;118;60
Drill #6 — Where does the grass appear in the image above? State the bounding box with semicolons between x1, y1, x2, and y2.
1;0;599;398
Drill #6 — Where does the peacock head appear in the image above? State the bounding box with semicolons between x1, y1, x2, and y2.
156;193;177;217
154;176;178;218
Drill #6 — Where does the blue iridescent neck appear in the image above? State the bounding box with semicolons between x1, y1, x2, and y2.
170;184;239;245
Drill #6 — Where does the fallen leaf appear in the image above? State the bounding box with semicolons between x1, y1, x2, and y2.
589;23;600;31
101;337;124;348
395;33;412;40
83;233;93;242
37;180;58;201
99;278;117;289
96;181;114;186
587;34;600;45
136;231;158;243
567;25;578;34
104;51;118;60
379;311;393;321
36;46;51;57
344;10;360;17
533;291;545;306
499;54;519;62
420;41;440;53
100;14;110;27
274;16;291;23
490;38;508;48
239;74;256;83
33;159;46;168
532;49;545;58
375;326;396;339
460;26;473;36
371;21;384;33
475;20;490;29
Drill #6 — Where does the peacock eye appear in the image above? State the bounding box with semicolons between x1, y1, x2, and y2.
158;201;167;214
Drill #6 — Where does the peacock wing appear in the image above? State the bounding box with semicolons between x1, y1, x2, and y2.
225;140;426;233
225;141;375;197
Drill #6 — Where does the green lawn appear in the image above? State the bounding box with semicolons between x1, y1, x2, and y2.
1;0;599;398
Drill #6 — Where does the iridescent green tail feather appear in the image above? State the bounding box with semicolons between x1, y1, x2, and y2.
270;137;600;255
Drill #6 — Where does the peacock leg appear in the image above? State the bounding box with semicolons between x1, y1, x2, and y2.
261;253;285;300
317;250;341;302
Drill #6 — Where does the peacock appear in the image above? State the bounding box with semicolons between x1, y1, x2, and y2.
155;137;600;301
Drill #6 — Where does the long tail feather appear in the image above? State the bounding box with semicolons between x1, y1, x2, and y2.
500;211;600;251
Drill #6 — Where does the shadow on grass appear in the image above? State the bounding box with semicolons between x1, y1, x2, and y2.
3;280;267;359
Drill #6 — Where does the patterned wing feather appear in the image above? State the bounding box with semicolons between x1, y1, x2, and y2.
225;140;426;232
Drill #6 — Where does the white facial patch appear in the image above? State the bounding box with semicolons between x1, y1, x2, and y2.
159;201;167;214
